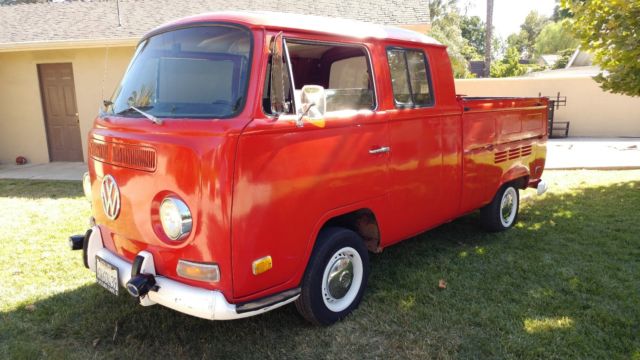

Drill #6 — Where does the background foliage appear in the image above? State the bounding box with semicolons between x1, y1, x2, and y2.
490;47;527;78
534;20;578;59
562;0;640;97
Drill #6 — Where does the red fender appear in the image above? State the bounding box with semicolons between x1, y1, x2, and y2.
501;164;530;188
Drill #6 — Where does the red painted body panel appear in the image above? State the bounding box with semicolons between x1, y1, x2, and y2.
85;12;547;304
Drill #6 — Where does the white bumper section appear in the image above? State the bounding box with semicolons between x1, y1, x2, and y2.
537;180;549;196
86;226;299;320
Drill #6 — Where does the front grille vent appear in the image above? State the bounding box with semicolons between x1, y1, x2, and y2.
89;139;156;172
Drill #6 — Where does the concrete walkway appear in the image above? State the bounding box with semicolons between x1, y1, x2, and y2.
0;162;86;181
546;137;640;170
0;138;637;181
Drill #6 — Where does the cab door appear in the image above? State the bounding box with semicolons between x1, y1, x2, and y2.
231;33;390;300
384;46;445;241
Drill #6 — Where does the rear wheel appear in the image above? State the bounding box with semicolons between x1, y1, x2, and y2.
480;183;520;231
295;227;369;325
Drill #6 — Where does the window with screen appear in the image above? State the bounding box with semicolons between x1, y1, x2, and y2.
386;48;433;107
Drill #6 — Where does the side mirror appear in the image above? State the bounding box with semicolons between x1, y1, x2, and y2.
269;32;287;115
296;85;326;127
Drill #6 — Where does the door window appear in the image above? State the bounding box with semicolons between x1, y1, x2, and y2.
386;48;434;108
263;39;376;115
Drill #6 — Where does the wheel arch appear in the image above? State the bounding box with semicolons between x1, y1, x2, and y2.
304;206;382;269
501;164;530;190
319;208;381;253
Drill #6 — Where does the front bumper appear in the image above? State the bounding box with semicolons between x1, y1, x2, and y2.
85;226;299;320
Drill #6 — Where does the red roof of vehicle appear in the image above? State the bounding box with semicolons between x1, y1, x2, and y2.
148;11;443;47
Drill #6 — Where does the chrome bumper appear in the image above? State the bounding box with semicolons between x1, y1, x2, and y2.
536;180;548;195
85;226;299;320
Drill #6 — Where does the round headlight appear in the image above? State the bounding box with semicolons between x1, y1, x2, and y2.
82;172;92;202
159;197;192;241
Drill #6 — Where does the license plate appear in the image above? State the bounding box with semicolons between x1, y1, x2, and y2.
96;257;119;296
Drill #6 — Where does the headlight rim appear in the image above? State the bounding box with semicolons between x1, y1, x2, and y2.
159;196;192;241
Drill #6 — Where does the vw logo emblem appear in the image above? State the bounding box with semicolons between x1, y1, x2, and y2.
100;175;121;220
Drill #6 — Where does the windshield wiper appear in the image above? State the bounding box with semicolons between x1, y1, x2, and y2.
117;106;162;125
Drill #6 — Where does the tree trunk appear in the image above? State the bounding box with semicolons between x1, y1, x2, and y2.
484;0;494;77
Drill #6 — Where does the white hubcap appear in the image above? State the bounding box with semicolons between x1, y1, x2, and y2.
500;187;518;227
321;247;363;312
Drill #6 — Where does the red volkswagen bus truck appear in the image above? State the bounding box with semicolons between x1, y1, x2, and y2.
70;11;548;325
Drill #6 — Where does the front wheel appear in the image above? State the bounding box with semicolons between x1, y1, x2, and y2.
295;227;369;326
480;183;520;232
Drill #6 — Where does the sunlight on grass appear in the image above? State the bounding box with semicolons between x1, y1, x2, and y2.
537;170;640;195
523;316;574;333
1;171;639;359
0;180;92;312
552;209;573;218
399;295;416;311
527;287;555;299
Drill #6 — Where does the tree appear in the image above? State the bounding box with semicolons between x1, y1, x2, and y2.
461;15;485;57
490;47;527;78
534;20;579;57
563;0;640;96
552;0;572;21
483;0;494;77
552;48;576;70
429;10;473;78
491;36;506;61
506;31;528;56
428;0;458;21
518;11;550;59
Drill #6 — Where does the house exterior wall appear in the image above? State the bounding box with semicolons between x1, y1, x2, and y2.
0;46;135;164
455;76;640;137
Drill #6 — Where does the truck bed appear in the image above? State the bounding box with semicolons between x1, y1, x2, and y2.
458;96;548;213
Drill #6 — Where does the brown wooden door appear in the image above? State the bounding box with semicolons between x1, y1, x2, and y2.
38;63;83;162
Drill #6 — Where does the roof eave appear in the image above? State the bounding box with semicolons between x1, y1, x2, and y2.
0;38;139;53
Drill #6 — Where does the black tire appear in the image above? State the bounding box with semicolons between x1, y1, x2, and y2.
295;227;370;326
480;183;520;232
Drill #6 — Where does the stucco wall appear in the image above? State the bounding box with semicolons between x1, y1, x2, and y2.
455;76;640;137
0;46;134;164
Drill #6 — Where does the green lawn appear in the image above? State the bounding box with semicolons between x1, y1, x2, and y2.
1;170;639;359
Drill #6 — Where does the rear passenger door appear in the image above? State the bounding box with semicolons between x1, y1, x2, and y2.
385;46;444;240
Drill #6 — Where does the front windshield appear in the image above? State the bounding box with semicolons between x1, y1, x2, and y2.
110;25;252;119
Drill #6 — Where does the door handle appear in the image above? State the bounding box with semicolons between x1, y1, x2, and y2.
369;146;390;154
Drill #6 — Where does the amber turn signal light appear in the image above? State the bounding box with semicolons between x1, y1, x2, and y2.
252;256;273;275
176;260;220;282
